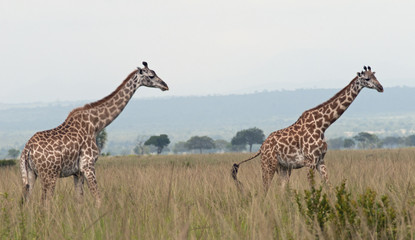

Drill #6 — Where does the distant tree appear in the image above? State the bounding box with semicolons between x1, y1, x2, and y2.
101;152;111;156
381;136;404;148
231;127;265;152
185;136;215;154
405;135;415;146
7;148;20;159
133;146;141;155
96;128;108;153
343;138;355;149
144;134;170;154
173;141;188;154
214;139;230;152
133;135;149;155
227;144;246;152
353;132;379;149
327;137;344;150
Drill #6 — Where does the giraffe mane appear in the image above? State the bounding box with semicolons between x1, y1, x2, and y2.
65;69;138;120
297;76;358;119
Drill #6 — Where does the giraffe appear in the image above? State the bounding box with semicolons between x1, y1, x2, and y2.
20;61;168;206
232;66;383;191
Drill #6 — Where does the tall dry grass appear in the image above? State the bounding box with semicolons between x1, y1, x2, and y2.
1;149;415;239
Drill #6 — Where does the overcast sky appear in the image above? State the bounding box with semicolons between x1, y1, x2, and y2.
1;0;414;104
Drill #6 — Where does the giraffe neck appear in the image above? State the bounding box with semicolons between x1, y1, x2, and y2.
67;70;140;135
306;77;362;133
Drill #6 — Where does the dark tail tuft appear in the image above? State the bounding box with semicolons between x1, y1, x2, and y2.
231;163;239;180
230;151;260;192
231;163;244;193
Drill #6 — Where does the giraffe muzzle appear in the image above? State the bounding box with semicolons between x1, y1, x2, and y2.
159;81;169;91
376;84;384;93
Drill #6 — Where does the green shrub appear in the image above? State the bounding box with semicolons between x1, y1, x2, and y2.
295;170;332;231
296;174;398;239
332;180;359;236
358;188;397;239
0;160;17;167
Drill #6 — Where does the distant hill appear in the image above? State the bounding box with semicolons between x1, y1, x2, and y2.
0;86;414;156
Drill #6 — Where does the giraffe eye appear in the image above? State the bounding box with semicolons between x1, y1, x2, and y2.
365;78;370;81
149;75;155;79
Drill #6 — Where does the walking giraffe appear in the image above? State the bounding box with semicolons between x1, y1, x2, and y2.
232;66;383;191
20;62;168;206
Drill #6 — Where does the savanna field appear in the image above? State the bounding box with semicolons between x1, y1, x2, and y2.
1;149;415;239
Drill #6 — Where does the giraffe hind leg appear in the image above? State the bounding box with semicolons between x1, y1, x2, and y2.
279;166;292;188
262;167;276;193
74;173;85;202
40;175;58;206
22;168;37;203
261;155;278;193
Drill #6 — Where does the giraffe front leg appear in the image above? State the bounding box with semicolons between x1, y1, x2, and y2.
317;163;330;186
80;141;101;207
82;164;101;207
317;144;330;186
306;153;329;186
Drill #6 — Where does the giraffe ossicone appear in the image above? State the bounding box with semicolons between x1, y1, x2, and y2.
20;62;168;206
232;66;383;192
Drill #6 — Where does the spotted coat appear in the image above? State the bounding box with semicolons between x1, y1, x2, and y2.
20;62;168;206
232;66;383;191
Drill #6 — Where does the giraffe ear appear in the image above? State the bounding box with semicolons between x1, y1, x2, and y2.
137;67;143;74
357;72;361;77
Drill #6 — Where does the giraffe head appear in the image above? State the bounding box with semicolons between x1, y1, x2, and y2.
356;66;383;92
136;61;169;91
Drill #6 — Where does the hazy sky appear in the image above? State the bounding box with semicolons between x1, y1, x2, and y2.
1;0;414;104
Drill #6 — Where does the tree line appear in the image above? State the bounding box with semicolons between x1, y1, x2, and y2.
2;129;415;159
131;129;415;155
132;127;265;155
327;132;415;150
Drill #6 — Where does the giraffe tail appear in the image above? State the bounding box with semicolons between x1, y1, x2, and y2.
231;151;261;189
